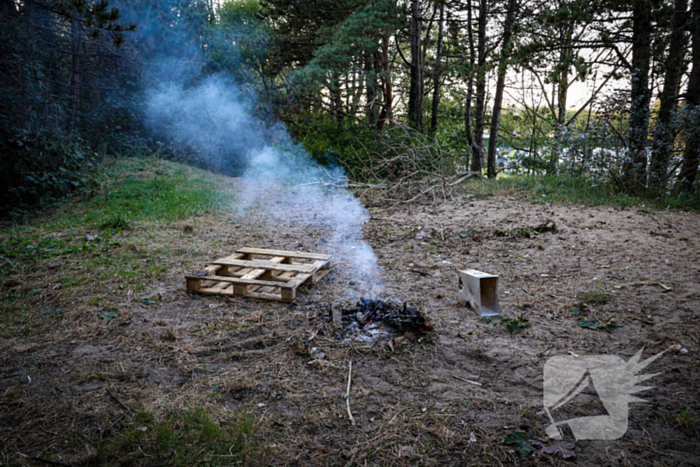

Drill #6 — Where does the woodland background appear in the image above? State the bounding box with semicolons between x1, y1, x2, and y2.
1;0;699;217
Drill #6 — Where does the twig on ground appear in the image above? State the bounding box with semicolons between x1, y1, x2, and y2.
448;171;482;186
107;413;127;431
345;359;356;426
107;389;130;412
453;375;482;386
388;408;408;424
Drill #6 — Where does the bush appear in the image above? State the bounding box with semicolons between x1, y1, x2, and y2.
0;133;98;219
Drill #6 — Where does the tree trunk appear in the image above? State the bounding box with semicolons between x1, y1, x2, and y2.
377;33;393;130
650;0;689;191
408;0;423;129
331;74;342;123
626;0;653;192
678;0;700;192
464;0;476;171
486;0;518;179
366;51;377;127
551;26;572;175
430;0;445;135
470;0;488;173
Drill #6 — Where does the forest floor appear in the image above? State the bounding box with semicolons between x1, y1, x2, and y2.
1;159;699;466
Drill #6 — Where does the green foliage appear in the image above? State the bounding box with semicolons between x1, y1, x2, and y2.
294;115;377;168
504;431;534;457
503;315;531;334
289;0;401;94
579;316;623;332
43;308;67;318
0;159;227;288
30;0;135;41
0;136;98;219
461;174;699;210
98;309;119;320
486;314;531;334
676;408;693;427
208;0;273;100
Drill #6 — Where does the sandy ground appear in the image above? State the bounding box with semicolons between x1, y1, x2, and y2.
1;190;699;466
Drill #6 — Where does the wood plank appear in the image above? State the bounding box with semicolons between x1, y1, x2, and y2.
331;304;342;327
243;291;289;302
281;288;296;302
199;285;233;295
199;283;233;295
190;264;223;278
222;253;246;261
304;268;330;285
240;256;286;280
215;254;245;275
212;259;320;273
235;247;332;261
187;274;305;289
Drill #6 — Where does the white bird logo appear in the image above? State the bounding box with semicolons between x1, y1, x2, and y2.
543;347;673;440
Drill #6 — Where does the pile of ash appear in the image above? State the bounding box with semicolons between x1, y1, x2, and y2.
334;298;433;344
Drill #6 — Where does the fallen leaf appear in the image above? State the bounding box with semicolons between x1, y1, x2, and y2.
98;310;119;320
504;431;534;458
530;438;576;459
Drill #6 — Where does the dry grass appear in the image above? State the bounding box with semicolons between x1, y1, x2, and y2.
1;158;699;466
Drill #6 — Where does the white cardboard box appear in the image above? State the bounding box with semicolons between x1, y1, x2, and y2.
458;269;501;317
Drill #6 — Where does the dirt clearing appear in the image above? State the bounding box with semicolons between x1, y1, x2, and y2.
1;183;699;466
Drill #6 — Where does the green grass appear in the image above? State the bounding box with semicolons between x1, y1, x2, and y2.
577;290;613;304
463;174;700;210
90;406;265;466
0;158;231;277
74;158;231;227
0;157;230;234
676;408;693;427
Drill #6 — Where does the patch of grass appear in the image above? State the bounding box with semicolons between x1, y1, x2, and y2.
92;406;266;466
577;290;612;304
0;234;121;269
9;158;233;233
0;305;45;338
100;214;131;231
75;161;230;226
462;174;700;210
676;408;693;427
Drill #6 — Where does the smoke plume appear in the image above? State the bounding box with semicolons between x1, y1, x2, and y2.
129;3;384;297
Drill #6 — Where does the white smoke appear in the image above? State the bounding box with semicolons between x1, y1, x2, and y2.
145;75;384;298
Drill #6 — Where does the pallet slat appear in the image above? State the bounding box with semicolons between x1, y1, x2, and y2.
236;247;331;261
212;258;318;273
186;248;332;303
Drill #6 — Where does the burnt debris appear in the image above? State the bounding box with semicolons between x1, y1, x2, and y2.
342;298;433;333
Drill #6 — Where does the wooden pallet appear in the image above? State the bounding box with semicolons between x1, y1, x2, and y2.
186;248;333;303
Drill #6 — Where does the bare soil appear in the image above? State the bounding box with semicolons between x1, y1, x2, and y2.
1;188;699;466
